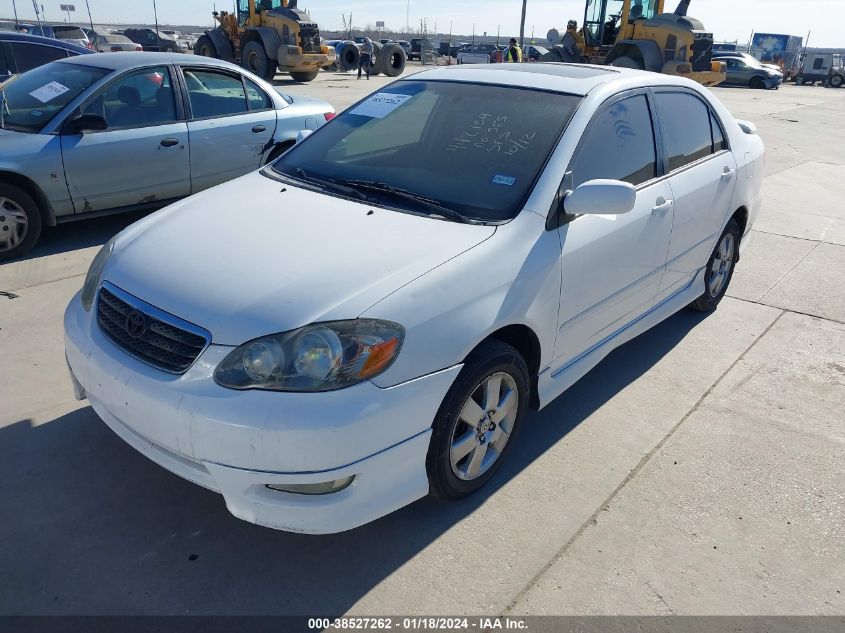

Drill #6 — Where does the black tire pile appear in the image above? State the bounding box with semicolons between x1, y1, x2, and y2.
327;41;406;77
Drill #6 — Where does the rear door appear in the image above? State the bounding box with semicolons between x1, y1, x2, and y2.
652;90;737;303
61;65;191;212
553;91;675;368
180;66;278;193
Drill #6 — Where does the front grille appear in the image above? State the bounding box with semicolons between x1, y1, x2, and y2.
97;282;210;374
299;24;321;53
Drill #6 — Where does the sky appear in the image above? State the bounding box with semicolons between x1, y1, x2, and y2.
4;0;844;47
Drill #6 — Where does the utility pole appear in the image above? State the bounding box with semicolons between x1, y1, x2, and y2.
153;0;160;37
12;0;19;29
85;0;94;35
519;0;527;52
405;0;409;37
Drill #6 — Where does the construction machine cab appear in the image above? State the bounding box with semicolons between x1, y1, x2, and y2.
583;0;661;47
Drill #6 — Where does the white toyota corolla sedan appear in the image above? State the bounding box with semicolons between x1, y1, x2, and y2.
64;64;764;534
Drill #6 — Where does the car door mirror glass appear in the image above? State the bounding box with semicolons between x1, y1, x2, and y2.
563;179;637;216
65;113;108;134
296;129;313;144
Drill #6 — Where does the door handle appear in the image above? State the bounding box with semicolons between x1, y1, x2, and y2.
651;198;673;216
159;138;179;147
252;125;266;133
721;167;736;179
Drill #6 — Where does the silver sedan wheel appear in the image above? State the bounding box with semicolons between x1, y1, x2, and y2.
708;233;735;298
0;197;29;253
449;372;519;481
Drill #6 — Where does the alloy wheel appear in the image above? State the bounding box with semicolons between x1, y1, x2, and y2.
0;197;29;253
708;233;735;298
449;372;518;481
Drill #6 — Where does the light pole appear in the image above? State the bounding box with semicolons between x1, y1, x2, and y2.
86;0;94;35
11;0;19;28
405;0;409;36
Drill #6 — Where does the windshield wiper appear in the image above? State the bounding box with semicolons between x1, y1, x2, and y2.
288;167;367;201
333;179;477;224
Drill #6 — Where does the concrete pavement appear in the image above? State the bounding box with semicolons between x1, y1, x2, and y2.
0;74;843;616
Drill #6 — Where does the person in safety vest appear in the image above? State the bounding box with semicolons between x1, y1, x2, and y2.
505;38;522;62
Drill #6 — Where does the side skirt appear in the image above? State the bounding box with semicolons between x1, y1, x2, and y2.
536;268;706;409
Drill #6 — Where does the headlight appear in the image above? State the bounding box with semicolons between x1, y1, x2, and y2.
81;237;116;311
214;319;404;392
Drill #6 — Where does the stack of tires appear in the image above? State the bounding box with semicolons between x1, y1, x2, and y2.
326;40;406;77
371;42;407;77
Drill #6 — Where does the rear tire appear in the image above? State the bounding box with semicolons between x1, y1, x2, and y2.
194;35;218;58
0;183;42;262
264;141;295;165
242;40;277;81
426;340;529;501
688;218;740;312
750;76;765;89
610;55;644;69
290;70;319;82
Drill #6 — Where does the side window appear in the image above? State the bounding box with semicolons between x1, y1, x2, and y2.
654;92;713;171
184;69;248;118
710;110;726;152
571;94;657;188
10;43;68;73
82;66;177;128
244;78;272;110
812;58;824;70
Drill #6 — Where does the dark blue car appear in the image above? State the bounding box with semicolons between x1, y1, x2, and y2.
1;31;94;81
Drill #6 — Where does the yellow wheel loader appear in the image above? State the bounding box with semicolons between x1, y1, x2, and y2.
195;0;336;82
547;0;726;86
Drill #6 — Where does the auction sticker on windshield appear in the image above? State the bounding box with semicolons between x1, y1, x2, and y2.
349;93;413;119
29;81;70;103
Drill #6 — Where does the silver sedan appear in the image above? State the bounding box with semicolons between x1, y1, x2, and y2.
0;52;334;260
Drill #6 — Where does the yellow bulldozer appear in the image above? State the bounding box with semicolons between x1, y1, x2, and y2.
195;0;336;82
546;0;726;86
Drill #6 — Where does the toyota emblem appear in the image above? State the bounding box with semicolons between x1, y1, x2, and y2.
125;310;148;339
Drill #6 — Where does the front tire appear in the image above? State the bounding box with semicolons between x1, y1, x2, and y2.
195;35;218;58
426;340;529;500
242;40;277;81
289;70;319;82
750;76;765;89
0;183;42;262
830;74;844;88
689;218;740;312
610;55;644;70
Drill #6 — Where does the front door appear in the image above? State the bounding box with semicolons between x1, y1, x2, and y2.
651;90;738;302
181;67;277;193
554;92;674;369
61;65;190;212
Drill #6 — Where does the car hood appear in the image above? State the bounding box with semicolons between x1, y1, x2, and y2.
104;171;496;345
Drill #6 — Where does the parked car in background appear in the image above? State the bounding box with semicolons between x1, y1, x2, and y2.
396;40;410;56
63;64;763;534
123;28;181;53
524;44;549;62
0;52;334;260
24;24;93;50
457;43;501;64
715;55;781;89
92;33;143;53
0;31;93;81
711;51;783;77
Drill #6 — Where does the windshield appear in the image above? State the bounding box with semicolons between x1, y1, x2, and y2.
0;62;109;132
271;81;581;223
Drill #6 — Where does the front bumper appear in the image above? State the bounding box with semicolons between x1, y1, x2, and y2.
64;291;461;533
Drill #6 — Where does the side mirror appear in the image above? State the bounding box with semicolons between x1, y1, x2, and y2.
563;179;636;216
64;113;108;134
295;129;313;144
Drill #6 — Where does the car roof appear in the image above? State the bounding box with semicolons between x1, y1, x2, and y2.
409;62;703;97
50;51;240;72
0;30;94;53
